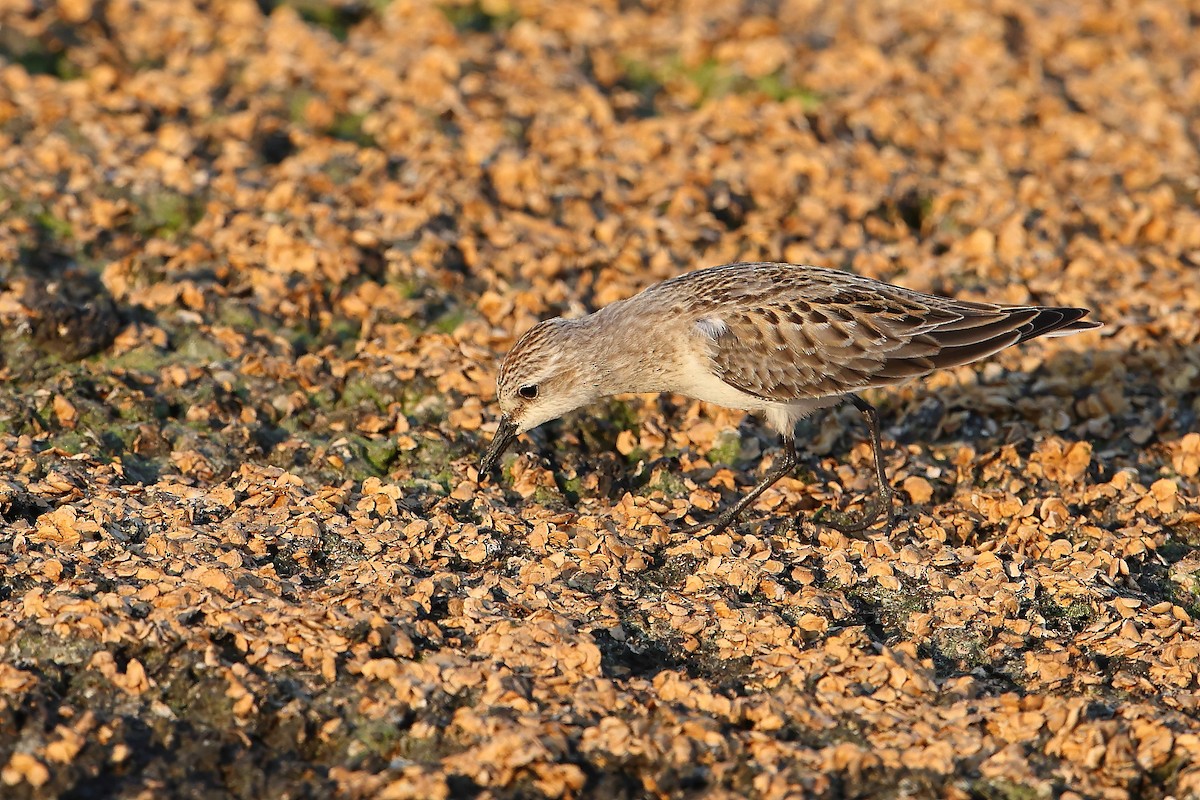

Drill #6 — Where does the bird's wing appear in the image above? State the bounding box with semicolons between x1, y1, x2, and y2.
699;272;1094;402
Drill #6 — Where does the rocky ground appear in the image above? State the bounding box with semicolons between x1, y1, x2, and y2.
1;0;1199;798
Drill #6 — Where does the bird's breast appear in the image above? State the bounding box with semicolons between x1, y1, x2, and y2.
668;347;774;412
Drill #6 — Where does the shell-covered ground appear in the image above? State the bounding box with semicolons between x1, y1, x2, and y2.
2;0;1200;798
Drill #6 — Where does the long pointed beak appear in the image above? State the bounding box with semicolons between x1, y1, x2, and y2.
478;416;519;481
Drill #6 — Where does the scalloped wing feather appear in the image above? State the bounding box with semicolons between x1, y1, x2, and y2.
670;264;1097;402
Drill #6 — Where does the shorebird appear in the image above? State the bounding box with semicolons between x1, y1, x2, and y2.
478;262;1099;535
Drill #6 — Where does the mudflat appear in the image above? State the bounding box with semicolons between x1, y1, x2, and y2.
1;1;1198;798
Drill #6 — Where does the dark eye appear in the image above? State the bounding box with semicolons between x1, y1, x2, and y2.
518;384;539;400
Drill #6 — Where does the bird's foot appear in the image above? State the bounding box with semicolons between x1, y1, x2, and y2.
816;490;896;537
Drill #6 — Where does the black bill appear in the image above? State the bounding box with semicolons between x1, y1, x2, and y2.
478;415;519;479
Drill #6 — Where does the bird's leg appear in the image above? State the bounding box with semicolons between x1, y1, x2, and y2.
824;395;895;535
684;438;798;536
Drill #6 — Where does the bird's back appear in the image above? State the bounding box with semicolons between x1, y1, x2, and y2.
631;262;1099;403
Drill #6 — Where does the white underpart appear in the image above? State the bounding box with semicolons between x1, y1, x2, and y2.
676;325;835;438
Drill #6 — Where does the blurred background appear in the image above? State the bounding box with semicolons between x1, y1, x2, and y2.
1;1;1199;797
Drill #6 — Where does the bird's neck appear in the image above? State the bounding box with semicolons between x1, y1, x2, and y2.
572;301;681;397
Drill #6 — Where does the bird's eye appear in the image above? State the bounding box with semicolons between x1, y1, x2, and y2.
518;384;539;400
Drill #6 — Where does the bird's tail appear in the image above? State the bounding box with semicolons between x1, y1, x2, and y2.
1017;308;1102;342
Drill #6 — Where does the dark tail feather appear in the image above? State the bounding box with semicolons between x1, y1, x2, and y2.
879;306;1100;378
1016;307;1101;342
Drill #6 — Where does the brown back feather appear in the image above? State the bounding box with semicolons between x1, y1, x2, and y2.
686;264;1099;402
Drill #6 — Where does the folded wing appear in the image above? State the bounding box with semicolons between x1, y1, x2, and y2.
703;279;1099;402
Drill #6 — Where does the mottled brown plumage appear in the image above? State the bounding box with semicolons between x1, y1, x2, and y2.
480;262;1100;534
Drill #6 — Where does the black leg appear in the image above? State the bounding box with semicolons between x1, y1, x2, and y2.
825;395;895;535
684;438;798;535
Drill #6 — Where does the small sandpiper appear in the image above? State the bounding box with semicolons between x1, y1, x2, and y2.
478;262;1099;534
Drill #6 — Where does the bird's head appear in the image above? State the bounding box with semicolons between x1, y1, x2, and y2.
478;318;602;479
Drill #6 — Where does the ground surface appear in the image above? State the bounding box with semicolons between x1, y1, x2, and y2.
1;0;1199;798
